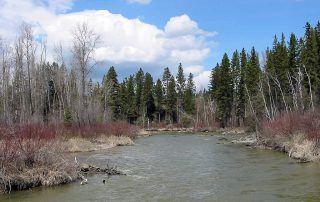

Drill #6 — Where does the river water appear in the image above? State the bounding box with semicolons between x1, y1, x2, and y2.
1;134;320;202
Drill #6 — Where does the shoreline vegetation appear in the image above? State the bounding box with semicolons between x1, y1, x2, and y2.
230;111;320;163
0;122;140;194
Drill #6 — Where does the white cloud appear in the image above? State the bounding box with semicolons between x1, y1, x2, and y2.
0;0;217;90
126;0;151;5
194;70;211;91
165;15;217;37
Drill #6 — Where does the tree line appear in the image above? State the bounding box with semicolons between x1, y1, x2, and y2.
209;21;320;128
1;21;319;129
0;23;197;126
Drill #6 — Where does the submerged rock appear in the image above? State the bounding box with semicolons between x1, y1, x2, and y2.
218;137;228;141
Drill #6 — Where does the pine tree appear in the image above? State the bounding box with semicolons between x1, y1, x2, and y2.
184;73;195;114
126;75;136;123
176;63;186;99
237;48;247;126
212;53;233;127
209;63;220;96
118;79;128;119
176;63;186;121
301;22;319;104
135;68;144;117
154;79;163;122
246;47;263;117
288;33;299;72
303;22;319;87
316;21;320;68
231;50;240;126
167;76;177;123
143;73;155;121
103;66;119;121
162;67;171;100
162;67;172;121
246;47;261;96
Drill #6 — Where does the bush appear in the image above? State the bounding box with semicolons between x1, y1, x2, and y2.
260;110;320;142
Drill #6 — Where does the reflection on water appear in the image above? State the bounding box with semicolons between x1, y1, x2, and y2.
1;135;320;202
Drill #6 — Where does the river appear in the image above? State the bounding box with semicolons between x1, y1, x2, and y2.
1;134;320;202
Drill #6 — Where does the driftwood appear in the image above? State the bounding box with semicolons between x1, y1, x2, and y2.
79;163;124;176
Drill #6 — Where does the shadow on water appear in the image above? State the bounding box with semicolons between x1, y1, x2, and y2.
1;134;320;202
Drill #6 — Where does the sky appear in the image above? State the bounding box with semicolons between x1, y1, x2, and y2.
0;0;319;90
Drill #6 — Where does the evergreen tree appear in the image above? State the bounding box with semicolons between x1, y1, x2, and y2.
103;66;120;120
167;76;177;123
176;63;186;100
237;48;247;126
154;79;163;122
135;68;144;117
184;73;195;114
246;47;263;117
209;63;220;96
176;63;186;121
212;53;233;127
246;47;261;96
288;33;299;73
118;79;128;119
162;67;171;100
302;22;319;88
231;50;240;125
126;75;136;123
143;73;155;121
316;21;320;68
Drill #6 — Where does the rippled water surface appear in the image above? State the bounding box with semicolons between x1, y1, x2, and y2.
2;134;320;202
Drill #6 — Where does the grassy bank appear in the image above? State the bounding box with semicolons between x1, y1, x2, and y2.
258;111;320;162
0;122;138;193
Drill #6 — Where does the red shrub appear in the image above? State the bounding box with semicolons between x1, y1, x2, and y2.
260;110;320;141
63;121;138;138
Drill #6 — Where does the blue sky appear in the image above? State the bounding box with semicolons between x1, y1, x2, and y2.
71;0;320;68
0;0;319;89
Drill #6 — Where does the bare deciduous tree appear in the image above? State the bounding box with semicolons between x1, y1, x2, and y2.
71;22;100;124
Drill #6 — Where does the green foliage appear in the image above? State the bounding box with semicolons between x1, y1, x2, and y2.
64;108;73;123
210;53;233;127
302;22;319;91
246;47;261;96
103;66;120;120
135;68;144;117
154;79;163;111
184;73;195;114
237;48;247;125
166;76;177;122
143;73;155;120
176;63;186;100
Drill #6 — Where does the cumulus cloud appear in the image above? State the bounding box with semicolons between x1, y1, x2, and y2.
125;0;151;5
194;70;211;91
0;0;216;90
165;15;217;37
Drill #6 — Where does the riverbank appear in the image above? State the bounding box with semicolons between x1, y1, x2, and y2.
257;111;320;162
232;133;320;163
0;122;142;194
0;134;137;194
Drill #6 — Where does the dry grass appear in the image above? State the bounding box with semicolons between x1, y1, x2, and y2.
258;111;320;162
0;139;77;193
0;121;138;193
65;136;133;152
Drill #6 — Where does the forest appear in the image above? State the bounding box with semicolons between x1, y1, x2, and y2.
0;21;319;132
